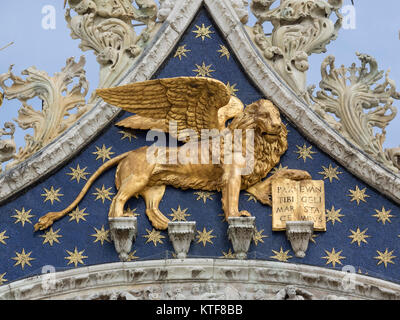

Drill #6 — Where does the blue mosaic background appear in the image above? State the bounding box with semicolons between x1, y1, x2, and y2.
0;8;399;285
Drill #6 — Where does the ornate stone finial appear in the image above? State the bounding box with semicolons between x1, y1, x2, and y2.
309;53;400;172
0;122;16;172
249;0;343;97
285;221;314;258
168;221;196;259
227;216;255;259
109;217;138;262
0;56;91;171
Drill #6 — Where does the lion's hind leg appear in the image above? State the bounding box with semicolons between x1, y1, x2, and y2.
141;185;170;230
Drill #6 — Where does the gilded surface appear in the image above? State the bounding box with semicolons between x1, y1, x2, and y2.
34;76;311;231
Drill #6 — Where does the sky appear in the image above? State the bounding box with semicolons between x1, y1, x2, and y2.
0;0;399;151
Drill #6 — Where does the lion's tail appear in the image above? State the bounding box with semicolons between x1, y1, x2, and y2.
34;151;131;231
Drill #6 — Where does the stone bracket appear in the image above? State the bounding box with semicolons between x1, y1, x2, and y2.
227;216;255;259
168;221;196;259
286;221;314;258
109;217;138;262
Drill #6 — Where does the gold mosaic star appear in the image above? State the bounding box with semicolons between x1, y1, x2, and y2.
169;206;190;221
0;273;7;285
310;234;319;244
119;130;137;142
348;186;369;205
226;82;238;96
65;247;88;267
40;227;62;246
93;185;115;203
372;207;394;225
143;228;165;246
124;207;140;217
245;192;257;203
295;143;316;162
217;45;230;60
174;44;191;60
93;144;115;162
0;230;9;245
194;191;214;203
218;213;227;222
41;186;63;205
66;164;90;183
270;247;292;262
322;248;345;268
12;249;35;270
68;206;89;223
193;62;215;77
271;164;288;175
221;248;236;259
326;206;344;225
253;227;268;245
348;227;370;246
12;208;34;227
91;226;110;245
196;227;216;246
374;249;396;268
127;250;139;261
192;24;214;41
318;164;342;183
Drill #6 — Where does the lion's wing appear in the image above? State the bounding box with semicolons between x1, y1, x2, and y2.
96;77;231;137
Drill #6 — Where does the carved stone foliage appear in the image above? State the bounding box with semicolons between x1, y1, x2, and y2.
309;53;400;172
249;0;343;98
65;0;159;89
0;56;91;170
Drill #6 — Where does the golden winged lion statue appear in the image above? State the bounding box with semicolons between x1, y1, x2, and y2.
34;77;311;231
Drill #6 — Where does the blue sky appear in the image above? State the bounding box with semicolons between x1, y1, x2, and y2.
0;0;399;150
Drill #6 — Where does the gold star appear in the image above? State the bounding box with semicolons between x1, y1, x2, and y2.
221;248;236;259
194;191;214;203
374;249;396;268
271;164;288;175
217;45;230;60
253;227;268;245
127;250;139;261
66;164;90;183
65;247;88;267
295;143;316;162
196;227;216;246
318;164;342;183
348;227;370;246
245;192;257;203
226;82;238;96
93;144;114;162
218;213;227;222
143;228;165;246
12;249;35;270
0;273;7;285
193;62;215;77
91;226;110;245
40;228;62;246
326;206;344;225
372;207;394;225
310;234;319;244
169;206;190;221
124;207;140;217
12;208;34;227
192;24;214;41
68;206;89;223
322;248;345;268
270;247;292;262
93;185;114;203
41;186;63;205
0;230;8;245
119;130;137;142
174;44;191;60
348;186;369;205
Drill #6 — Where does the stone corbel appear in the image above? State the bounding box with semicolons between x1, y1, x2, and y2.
168;221;196;259
109;217;138;262
227;216;255;259
286;221;314;258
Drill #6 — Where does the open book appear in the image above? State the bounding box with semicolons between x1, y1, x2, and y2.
272;179;326;231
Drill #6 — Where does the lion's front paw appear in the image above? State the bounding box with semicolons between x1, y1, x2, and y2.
239;210;251;217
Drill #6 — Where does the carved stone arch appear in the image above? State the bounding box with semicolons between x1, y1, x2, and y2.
0;0;399;208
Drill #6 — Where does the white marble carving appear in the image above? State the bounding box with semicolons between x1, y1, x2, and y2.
168;221;196;259
286;221;314;258
109;217;138;262
0;123;16;172
227;217;255;259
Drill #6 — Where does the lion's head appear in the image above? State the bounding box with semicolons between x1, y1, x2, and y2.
229;99;288;188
